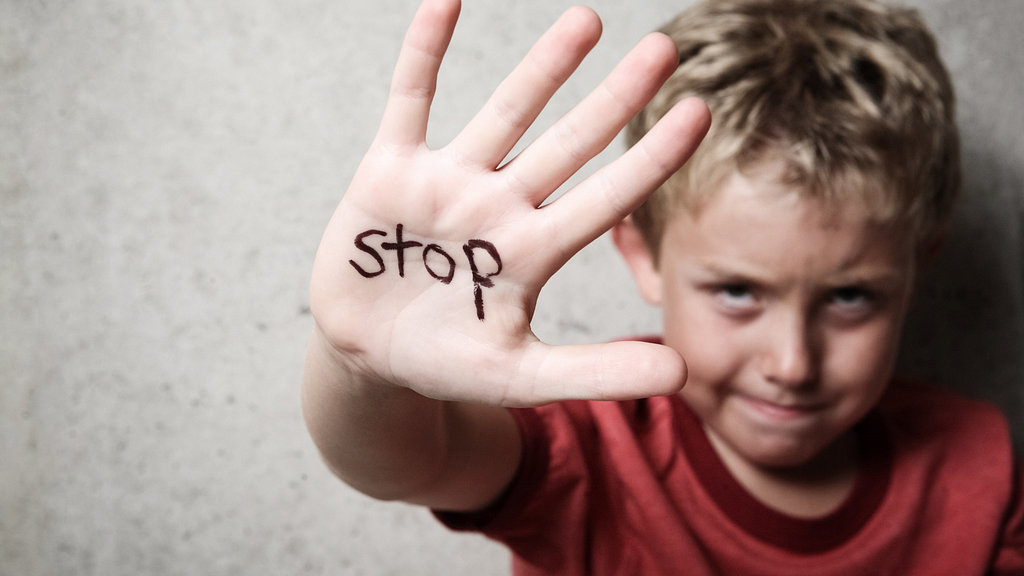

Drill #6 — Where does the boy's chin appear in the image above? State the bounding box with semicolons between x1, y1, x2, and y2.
740;429;857;473
754;447;828;470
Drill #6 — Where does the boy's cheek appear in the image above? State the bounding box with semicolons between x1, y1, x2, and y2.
825;322;904;392
663;303;745;382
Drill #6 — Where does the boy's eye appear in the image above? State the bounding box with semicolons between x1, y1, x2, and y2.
715;283;756;308
828;286;876;318
831;286;871;305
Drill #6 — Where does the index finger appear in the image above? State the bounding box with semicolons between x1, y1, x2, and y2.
542;97;711;268
376;0;462;147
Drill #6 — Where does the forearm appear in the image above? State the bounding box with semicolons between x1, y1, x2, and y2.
301;326;520;510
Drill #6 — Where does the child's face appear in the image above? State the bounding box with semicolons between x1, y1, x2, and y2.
619;166;917;470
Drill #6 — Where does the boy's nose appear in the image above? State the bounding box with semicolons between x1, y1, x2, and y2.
759;314;819;389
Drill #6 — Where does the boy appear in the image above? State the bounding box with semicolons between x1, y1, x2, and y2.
303;0;1024;572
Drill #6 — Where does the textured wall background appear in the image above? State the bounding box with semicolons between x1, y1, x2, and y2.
2;0;1022;574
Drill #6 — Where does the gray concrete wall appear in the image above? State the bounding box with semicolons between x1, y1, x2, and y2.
2;0;1021;574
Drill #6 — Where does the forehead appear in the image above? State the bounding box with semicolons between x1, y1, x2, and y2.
660;169;916;284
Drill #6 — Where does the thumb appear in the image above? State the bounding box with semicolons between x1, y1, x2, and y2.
509;340;687;406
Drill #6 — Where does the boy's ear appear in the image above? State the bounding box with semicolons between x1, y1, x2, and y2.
611;217;663;306
917;229;948;271
910;229;948;295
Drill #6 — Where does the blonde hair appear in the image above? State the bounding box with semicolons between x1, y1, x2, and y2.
626;0;959;258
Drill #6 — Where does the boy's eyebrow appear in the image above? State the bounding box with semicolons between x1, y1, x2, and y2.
682;260;774;284
685;259;910;287
692;261;758;279
826;268;911;288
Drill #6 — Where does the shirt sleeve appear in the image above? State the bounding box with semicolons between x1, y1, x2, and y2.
432;407;551;533
432;401;607;574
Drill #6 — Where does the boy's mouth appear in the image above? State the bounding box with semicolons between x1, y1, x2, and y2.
734;393;826;423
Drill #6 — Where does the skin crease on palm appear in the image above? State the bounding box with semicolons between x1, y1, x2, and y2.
613;161;919;517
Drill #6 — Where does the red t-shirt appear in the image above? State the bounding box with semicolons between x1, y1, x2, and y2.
436;379;1024;575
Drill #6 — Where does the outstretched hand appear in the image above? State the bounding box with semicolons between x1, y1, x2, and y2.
310;0;710;407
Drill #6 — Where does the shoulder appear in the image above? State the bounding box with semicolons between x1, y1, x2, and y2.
876;377;1015;488
513;395;684;482
436;396;678;531
872;379;1024;571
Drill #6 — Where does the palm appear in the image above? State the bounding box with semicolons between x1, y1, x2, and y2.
311;0;709;406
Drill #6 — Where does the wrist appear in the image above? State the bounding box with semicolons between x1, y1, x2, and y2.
305;322;404;397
